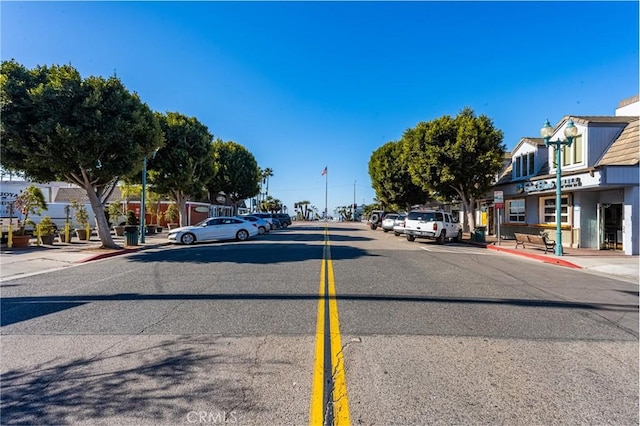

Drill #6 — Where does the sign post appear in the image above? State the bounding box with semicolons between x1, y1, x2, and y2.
494;191;504;245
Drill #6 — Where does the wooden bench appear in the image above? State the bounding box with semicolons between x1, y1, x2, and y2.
514;233;556;254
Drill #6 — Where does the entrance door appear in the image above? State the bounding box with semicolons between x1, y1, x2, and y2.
599;203;623;250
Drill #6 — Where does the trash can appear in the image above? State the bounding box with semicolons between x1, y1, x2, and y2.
474;226;486;243
124;226;139;246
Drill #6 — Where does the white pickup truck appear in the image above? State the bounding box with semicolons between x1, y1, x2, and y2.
403;209;462;244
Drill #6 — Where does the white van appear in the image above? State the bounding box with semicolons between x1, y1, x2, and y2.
28;202;96;231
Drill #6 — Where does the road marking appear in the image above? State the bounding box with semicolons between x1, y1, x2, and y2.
310;227;351;426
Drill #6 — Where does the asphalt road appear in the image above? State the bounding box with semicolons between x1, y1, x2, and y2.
1;222;638;425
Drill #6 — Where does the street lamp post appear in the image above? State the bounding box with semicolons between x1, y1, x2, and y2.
140;149;159;243
540;119;579;256
140;156;148;243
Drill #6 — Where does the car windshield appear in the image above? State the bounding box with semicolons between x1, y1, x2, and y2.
407;211;436;221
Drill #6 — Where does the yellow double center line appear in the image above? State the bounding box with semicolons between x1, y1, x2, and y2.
309;226;351;426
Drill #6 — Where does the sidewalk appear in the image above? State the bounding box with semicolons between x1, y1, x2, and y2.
464;233;639;283
0;231;169;282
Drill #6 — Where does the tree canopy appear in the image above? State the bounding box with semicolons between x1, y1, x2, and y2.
207;140;260;214
368;140;426;211
401;107;505;230
147;112;214;226
0;60;163;248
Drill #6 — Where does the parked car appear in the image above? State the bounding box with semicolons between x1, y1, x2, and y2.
167;216;258;245
403;209;462;243
381;213;399;232
368;210;385;230
271;213;292;228
271;218;282;229
392;214;407;236
236;215;270;235
251;213;277;229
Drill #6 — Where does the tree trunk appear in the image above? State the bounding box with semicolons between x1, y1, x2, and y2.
172;191;189;227
452;185;476;233
84;184;120;249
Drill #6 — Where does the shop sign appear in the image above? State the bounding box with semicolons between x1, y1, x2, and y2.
494;191;504;209
518;177;582;194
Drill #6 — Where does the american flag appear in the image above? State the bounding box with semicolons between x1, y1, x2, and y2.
321;166;327;176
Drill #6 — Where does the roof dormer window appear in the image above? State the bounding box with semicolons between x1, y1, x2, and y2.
513;152;536;179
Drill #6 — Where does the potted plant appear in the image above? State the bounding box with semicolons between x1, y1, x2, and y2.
71;199;90;241
12;184;48;248
108;202;126;236
58;204;74;243
145;191;162;234
164;203;180;229
124;210;139;246
38;215;56;245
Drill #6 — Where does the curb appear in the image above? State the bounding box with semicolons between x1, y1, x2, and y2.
485;244;582;269
77;241;170;263
462;240;582;269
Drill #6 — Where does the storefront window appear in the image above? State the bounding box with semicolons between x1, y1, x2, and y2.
540;196;570;225
507;199;525;223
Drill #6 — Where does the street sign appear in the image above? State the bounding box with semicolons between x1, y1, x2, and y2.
494;191;504;209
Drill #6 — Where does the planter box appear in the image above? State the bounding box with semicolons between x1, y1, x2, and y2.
58;231;74;243
40;234;55;245
75;229;90;241
11;234;31;248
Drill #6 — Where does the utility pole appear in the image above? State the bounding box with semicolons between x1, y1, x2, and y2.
353;180;357;221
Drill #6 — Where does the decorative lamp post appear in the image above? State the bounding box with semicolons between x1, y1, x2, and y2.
140;156;148;243
540;119;579;256
140;149;159;243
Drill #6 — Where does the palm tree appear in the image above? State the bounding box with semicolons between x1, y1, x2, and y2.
262;168;274;198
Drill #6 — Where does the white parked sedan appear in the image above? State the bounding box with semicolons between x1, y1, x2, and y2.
167;216;259;245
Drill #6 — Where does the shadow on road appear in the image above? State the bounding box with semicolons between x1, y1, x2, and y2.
3;292;637;327
1;336;253;425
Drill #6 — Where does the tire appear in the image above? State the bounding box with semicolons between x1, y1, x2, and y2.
282;222;288;228
370;214;379;224
236;229;249;241
453;230;462;243
370;223;377;230
407;235;415;242
394;232;400;236
436;230;446;244
383;229;389;233
258;226;266;235
181;233;196;245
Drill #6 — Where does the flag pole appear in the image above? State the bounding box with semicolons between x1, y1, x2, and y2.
325;169;328;220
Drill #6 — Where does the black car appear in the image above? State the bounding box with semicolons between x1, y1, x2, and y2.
271;213;291;228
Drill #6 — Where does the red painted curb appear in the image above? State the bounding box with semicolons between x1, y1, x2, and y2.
78;248;139;263
485;244;582;269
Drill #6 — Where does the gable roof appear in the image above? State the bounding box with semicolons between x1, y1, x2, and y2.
597;118;640;166
54;187;123;203
561;115;637;126
511;137;546;154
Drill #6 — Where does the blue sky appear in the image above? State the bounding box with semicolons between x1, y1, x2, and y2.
2;1;638;215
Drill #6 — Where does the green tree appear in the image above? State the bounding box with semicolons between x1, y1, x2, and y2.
261;167;274;198
207;139;260;215
369;140;425;210
260;196;282;213
13;184;47;235
402;107;505;230
0;60;163;248
295;200;312;220
147;112;214;226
